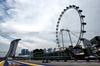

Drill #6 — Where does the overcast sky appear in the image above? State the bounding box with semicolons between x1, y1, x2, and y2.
0;0;100;57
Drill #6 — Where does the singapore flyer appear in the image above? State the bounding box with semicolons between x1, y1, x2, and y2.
56;5;86;50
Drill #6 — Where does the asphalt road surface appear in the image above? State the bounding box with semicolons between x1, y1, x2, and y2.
18;60;100;66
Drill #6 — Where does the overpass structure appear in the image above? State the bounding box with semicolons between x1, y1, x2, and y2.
5;39;21;58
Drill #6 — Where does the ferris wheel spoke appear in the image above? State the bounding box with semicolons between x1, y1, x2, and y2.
68;24;80;29
67;21;80;29
66;14;79;28
70;31;79;38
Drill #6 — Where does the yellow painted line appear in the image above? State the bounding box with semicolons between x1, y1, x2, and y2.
0;60;5;66
13;60;41;66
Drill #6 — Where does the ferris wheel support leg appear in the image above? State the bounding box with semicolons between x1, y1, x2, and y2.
61;31;65;50
67;31;73;46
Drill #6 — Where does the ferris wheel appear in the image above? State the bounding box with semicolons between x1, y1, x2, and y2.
56;5;86;50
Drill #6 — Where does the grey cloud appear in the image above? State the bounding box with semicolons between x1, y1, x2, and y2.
0;0;100;55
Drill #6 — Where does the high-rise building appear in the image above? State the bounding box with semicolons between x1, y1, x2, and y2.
21;49;26;55
43;48;46;53
48;48;52;53
5;39;21;57
21;49;29;55
53;48;56;53
26;49;29;55
29;50;34;57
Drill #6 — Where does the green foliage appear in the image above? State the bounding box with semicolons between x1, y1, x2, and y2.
33;49;44;56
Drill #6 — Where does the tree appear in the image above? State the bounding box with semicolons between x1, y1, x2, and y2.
33;49;44;57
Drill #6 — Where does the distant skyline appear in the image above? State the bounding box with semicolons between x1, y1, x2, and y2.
0;0;100;57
